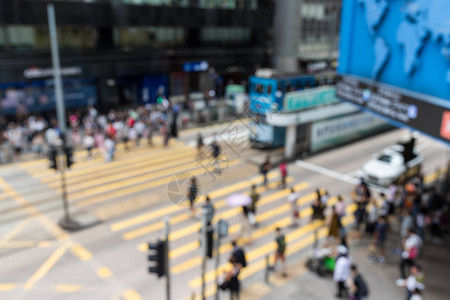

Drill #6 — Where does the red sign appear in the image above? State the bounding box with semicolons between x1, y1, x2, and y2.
440;111;450;140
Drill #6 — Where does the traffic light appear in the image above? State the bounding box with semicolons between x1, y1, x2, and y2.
148;239;167;278
64;147;74;169
401;138;416;163
48;148;57;170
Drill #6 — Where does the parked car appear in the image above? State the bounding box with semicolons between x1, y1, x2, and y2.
361;144;422;187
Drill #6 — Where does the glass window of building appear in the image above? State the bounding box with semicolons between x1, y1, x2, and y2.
114;27;186;47
200;27;250;44
6;26;36;50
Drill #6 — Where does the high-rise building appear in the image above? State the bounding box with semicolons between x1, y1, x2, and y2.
0;0;272;115
298;0;341;72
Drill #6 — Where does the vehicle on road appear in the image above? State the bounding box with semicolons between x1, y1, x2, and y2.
361;144;422;187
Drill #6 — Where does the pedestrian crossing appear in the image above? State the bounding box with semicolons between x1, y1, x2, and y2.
107;168;356;299
16;137;238;217
15;136;361;299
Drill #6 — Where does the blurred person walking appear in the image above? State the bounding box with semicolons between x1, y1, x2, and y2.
287;187;300;227
348;264;369;300
260;156;271;186
231;240;247;269
220;256;241;300
268;227;287;277
83;130;95;160
196;133;204;157
311;196;326;223
368;216;389;265
328;205;342;246
278;160;287;189
400;228;422;279
334;245;351;299
187;177;199;217
248;185;259;227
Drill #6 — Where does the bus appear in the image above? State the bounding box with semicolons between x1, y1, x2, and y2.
248;69;336;148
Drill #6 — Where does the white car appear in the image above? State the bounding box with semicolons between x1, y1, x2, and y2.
361;144;423;187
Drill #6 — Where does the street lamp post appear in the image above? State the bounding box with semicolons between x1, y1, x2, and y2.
48;4;79;230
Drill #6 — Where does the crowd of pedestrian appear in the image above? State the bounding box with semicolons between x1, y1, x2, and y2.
0;103;180;163
345;175;448;300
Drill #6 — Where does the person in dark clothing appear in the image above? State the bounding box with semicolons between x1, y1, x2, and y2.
349;264;369;300
231;240;247;269
224;256;241;300
260;156;271;186
368;216;389;265
311;198;326;222
188;177;199;217
268;227;287;277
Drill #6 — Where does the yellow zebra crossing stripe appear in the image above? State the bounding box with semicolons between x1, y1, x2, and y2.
126;177;298;242
111;171;284;233
172;190;330;275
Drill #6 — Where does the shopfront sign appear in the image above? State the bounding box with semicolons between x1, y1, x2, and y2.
183;61;209;72
306;61;328;73
283;86;338;112
23;66;82;79
336;74;450;144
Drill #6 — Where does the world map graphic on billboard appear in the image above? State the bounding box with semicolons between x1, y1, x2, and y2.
339;0;450;101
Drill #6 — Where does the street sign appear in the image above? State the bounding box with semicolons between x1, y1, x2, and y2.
217;219;228;238
183;61;209;72
283;86;338;112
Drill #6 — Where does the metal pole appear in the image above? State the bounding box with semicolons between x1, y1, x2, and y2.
214;221;221;300
201;207;208;300
47;4;67;135
164;217;171;300
264;254;269;283
57;143;69;222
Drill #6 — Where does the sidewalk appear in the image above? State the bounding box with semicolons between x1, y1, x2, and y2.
240;228;450;300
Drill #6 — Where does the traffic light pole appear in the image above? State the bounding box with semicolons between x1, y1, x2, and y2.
56;141;79;230
164;217;171;300
201;207;208;300
214;221;222;300
57;144;69;222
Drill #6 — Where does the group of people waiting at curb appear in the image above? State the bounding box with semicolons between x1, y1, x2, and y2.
0;103;179;164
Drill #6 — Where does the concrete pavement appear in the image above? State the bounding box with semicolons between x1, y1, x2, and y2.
0;123;447;300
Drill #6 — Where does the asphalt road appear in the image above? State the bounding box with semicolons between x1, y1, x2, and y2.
0;121;447;300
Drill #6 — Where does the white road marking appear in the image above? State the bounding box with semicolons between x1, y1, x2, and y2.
295;160;359;185
187;128;250;147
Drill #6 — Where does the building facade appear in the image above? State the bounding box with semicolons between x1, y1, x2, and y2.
298;0;341;72
0;0;273;116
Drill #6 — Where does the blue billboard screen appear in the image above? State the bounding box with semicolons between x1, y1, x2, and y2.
339;0;450;100
337;0;450;144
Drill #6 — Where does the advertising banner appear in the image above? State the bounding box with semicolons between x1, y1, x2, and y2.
283;86;338;112
310;112;389;153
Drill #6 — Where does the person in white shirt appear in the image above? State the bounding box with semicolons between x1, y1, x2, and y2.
103;135;115;162
83;130;95;159
401;264;425;300
287;187;300;227
334;245;351;298
335;195;346;220
400;229;422;279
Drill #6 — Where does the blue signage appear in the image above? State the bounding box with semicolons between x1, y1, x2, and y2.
183;61;209;73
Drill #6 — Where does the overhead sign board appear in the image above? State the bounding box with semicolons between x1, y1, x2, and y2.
23;66;82;79
283;86;338;112
336;75;450;143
